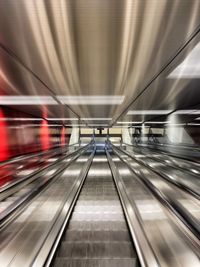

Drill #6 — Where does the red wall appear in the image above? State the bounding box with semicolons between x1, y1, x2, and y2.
0;107;70;161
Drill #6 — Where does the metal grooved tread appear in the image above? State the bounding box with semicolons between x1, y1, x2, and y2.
51;150;139;267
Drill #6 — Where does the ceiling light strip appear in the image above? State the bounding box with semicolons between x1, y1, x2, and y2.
57;95;124;105
127;110;172;115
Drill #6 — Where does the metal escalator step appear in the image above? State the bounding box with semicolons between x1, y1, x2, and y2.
58;241;136;258
53;258;139;267
63;230;130;242
67;221;127;231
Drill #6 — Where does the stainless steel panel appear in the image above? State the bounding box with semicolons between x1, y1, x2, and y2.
0;1;200;121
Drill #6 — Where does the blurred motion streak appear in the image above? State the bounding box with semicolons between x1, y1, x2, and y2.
0;108;9;160
61;126;65;146
40;120;50;150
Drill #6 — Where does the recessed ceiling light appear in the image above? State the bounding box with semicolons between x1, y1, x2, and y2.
127;110;172;115
0;96;57;105
57;95;124;105
168;42;200;78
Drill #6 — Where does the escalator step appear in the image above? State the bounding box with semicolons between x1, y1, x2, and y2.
63;230;130;242
53;258;139;267
58;241;136;258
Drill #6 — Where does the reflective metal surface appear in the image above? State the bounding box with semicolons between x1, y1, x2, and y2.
51;149;139;267
0;149;91;266
0;1;200;123
108;146;200;267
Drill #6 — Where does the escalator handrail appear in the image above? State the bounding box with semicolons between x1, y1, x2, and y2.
111;142;200;243
0;142;93;229
0;143;88;196
120;144;200;198
105;146;159;267
0;142;80;168
31;145;96;267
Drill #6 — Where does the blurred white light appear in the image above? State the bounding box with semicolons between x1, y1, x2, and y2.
88;124;109;127
173;110;200;115
168;42;200;78
0;118;43;121
64;124;86;127
0;96;57;105
112;125;132;128
93;157;107;162
47;118;79;121
168;123;186;126
117;121;143;124
57;95;124;105
81;118;112;120
127;110;172;115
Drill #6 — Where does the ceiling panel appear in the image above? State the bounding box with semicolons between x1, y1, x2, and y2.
120;34;200;124
0;0;200;124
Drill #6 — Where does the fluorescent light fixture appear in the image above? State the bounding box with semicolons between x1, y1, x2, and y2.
173;110;200;115
81;118;112;120
144;121;170;124
0;96;57;105
117;121;143;124
57;95;124;105
168;42;200;78
127;110;172;115
47;118;79;121
195;117;200;120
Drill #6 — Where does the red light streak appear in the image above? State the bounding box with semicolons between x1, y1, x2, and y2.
61;126;65;146
0;109;9;160
40;120;50;150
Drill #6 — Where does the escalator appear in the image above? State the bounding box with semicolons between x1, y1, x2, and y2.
51;148;140;267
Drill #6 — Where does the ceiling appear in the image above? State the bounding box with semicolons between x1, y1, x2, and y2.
0;0;200;126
